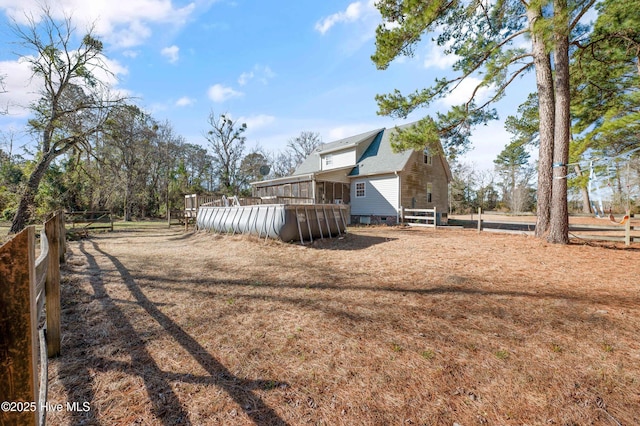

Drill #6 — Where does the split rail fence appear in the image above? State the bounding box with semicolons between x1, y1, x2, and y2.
1;211;65;426
467;208;638;246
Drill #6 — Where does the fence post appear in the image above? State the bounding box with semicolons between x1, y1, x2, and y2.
477;207;482;233
58;211;66;264
625;214;631;246
45;214;62;357
400;206;404;225
0;226;39;426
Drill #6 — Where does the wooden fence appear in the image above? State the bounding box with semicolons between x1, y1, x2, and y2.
0;211;65;426
460;209;638;246
66;211;113;236
400;206;437;228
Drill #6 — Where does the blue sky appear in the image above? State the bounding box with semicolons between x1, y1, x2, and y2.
0;0;534;171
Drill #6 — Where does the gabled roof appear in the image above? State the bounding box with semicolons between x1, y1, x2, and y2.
292;128;383;176
349;123;452;182
348;123;414;177
251;122;452;187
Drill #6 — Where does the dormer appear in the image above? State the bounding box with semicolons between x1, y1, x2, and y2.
320;147;356;171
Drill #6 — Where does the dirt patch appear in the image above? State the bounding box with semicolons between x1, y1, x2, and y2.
47;225;640;425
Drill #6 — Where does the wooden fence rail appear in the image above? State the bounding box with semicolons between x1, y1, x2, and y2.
400;206;437;228
0;211;65;426
66;211;113;235
461;209;638;246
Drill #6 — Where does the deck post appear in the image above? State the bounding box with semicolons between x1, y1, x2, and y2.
58;210;66;263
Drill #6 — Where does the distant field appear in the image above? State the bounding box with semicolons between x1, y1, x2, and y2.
45;225;639;425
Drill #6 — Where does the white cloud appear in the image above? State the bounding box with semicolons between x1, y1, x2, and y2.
207;84;243;103
175;96;195;107
423;45;459;70
327;123;377;141
259;66;276;83
238;114;275;130
161;45;180;63
440;77;493;107
237;71;254;86
92;56;129;87
461;120;513;171
122;50;140;59
0;0;198;48
315;0;377;34
237;65;276;86
0;53;128;116
0;58;40;117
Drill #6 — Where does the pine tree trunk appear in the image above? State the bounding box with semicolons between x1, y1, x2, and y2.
548;0;570;244
528;7;555;238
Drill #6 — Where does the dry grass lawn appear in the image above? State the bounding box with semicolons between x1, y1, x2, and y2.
46;224;640;425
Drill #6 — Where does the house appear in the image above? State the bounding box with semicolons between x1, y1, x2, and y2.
250;123;452;225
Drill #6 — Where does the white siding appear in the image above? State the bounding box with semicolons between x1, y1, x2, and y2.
321;149;356;171
350;175;399;216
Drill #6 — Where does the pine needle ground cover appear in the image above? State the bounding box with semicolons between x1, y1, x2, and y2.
47;225;639;425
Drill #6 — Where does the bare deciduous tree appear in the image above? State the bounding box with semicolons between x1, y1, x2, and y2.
287;131;322;168
9;7;122;233
204;112;246;195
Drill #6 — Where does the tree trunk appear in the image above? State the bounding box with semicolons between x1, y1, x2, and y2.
9;152;55;233
124;182;133;222
528;7;555;238
548;0;570;244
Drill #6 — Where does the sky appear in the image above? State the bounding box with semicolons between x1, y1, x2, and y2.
0;0;539;171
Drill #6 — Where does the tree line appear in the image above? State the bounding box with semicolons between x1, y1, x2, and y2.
0;8;322;232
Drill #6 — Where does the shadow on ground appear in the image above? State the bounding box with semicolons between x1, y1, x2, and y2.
57;240;289;425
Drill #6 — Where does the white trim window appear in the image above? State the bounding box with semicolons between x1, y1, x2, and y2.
355;181;366;198
426;182;433;203
423;148;432;165
324;154;333;167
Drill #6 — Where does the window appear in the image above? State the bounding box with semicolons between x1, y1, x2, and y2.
324;154;333;167
423;148;432;165
426;182;433;203
355;182;366;198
